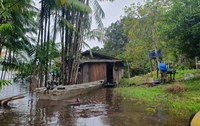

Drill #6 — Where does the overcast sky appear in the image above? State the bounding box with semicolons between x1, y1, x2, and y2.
100;0;142;27
84;0;143;50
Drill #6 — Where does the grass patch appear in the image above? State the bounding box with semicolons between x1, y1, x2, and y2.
116;69;200;119
120;69;196;86
117;86;167;103
175;69;196;80
120;76;153;86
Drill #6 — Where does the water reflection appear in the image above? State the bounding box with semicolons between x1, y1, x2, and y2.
0;84;188;126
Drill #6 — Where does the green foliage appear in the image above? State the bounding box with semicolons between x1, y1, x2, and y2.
119;0;200;75
103;19;128;57
122;69;196;84
124;42;149;69
84;29;105;42
0;23;13;32
120;75;153;86
161;0;200;59
119;78;135;86
14;62;33;81
122;0;171;76
36;40;61;64
92;0;200;77
0;0;36;76
0;80;11;90
116;69;200;118
67;0;92;13
91;19;129;58
175;69;196;80
116;86;166;104
183;77;200;91
49;57;61;78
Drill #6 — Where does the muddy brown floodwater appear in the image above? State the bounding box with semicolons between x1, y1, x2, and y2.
0;83;189;126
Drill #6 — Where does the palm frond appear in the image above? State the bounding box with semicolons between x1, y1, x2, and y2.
84;28;106;41
59;16;78;34
81;40;91;50
90;0;105;28
67;0;92;13
0;80;11;91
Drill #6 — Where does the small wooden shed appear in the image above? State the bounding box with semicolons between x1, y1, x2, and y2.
78;51;124;85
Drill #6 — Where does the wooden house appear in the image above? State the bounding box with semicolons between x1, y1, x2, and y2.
78;51;124;85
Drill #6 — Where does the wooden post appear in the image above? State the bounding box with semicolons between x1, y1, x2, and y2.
195;56;198;70
150;59;153;77
155;59;159;79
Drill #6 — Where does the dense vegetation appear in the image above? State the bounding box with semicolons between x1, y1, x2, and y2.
92;0;200;76
0;0;114;89
1;0;199;86
90;0;200;119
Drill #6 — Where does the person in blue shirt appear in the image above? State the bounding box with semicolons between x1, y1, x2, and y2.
159;61;167;84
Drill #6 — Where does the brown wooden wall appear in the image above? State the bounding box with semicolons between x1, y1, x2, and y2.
90;63;107;82
79;63;107;83
113;63;124;84
81;64;89;83
79;62;123;84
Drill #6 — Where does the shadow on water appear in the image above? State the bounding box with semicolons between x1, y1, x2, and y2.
0;83;189;126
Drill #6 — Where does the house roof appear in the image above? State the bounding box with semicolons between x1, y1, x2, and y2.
81;59;122;63
81;50;123;64
81;50;120;60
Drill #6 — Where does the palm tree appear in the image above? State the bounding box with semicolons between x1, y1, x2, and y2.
29;0;115;90
55;0;115;85
29;0;90;89
0;0;36;89
0;0;114;90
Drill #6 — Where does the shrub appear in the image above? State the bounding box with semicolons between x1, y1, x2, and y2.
162;83;187;95
119;78;135;86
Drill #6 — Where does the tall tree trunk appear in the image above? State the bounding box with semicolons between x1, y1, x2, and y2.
45;8;51;87
74;12;84;84
69;11;76;84
60;0;92;85
0;18;3;56
39;0;45;87
60;8;65;85
30;29;41;91
30;61;38;91
0;44;2;56
152;28;159;79
53;10;58;43
63;10;71;85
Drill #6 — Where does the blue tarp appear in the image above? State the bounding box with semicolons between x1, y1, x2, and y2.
148;50;161;59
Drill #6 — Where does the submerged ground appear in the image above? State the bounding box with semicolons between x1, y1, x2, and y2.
0;82;188;126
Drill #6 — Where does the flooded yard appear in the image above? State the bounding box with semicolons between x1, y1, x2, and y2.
0;83;189;126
